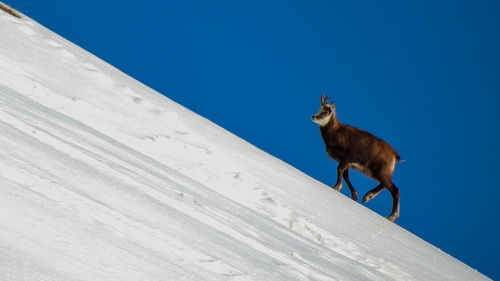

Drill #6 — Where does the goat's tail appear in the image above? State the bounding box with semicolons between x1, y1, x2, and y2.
395;153;405;162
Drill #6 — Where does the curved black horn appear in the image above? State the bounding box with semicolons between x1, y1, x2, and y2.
320;94;329;105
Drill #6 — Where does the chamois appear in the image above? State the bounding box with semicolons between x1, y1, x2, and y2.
312;94;402;221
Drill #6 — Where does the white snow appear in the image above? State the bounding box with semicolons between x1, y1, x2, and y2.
0;7;491;281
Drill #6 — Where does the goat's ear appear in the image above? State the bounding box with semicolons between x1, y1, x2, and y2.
330;101;336;111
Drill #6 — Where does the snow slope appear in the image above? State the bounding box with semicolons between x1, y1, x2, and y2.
0;7;491;281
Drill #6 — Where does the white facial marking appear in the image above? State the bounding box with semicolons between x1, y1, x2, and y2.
312;112;333;126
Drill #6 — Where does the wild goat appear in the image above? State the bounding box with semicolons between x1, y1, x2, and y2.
312;94;402;221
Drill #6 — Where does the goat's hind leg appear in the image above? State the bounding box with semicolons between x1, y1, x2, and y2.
362;183;384;203
342;169;358;201
385;182;400;222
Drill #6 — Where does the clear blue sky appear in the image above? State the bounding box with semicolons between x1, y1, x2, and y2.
8;0;499;279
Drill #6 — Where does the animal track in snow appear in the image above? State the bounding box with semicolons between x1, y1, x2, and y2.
45;39;77;59
229;171;253;184
82;62;99;72
197;257;245;277
46;39;63;48
120;87;169;118
17;25;35;36
146;135;212;157
177;192;203;207
59;49;77;60
78;62;116;86
250;186;413;279
131;96;144;104
87;67;115;86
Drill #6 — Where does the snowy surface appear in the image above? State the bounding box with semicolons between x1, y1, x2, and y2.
0;7;491;281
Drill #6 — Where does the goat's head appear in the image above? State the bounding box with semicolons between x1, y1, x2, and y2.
312;94;335;126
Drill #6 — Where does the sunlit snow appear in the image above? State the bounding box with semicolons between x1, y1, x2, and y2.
0;6;491;281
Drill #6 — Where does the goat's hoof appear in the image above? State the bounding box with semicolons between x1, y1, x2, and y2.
351;193;358;201
386;214;398;222
332;184;342;191
362;193;373;203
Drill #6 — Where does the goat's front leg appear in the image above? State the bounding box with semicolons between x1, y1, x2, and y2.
342;169;358;201
332;162;347;191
